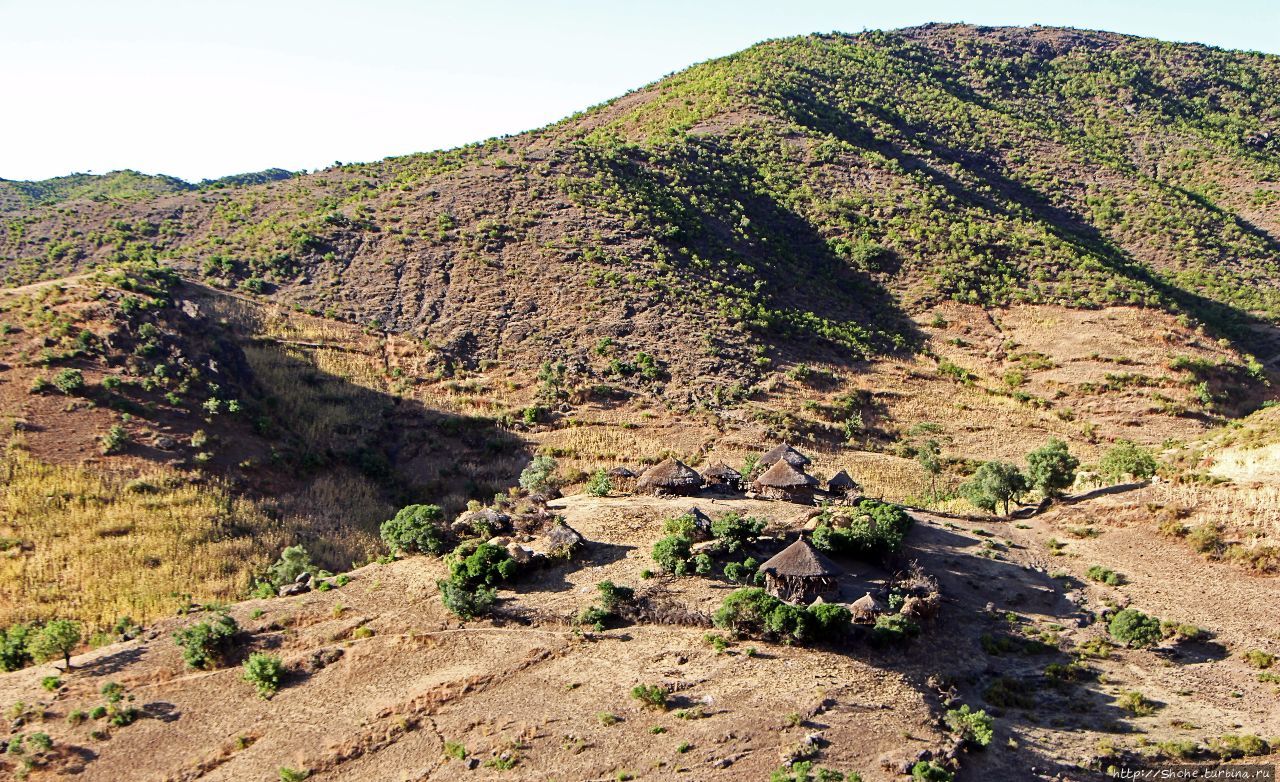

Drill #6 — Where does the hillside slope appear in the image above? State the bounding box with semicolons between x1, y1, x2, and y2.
2;24;1279;401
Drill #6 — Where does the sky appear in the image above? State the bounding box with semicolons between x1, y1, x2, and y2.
2;0;1278;182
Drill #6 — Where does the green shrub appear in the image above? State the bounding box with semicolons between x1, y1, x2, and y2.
709;513;767;553
279;768;310;782
869;614;920;647
266;544;314;586
52;368;85;395
722;557;760;584
651;534;693;576
173;614;239;669
0;624;33;671
1085;565;1124;586
437;579;496;619
630;684;669;709
242;652;285;698
911;761;953;781
944;705;994;747
1242;649;1275;669
808;603;852;638
1109;609;1162;648
448;543;516;588
586;469;612;497
1187;524;1223;555
100;424;130;455
1098;441;1158;481
770;761;852;781
380;505;447;556
518;455;558;493
1210;734;1270;759
28;732;52;752
40;675;60;692
810;500;912;559
1118;690;1156;716
596;581;634;613
444;741;467;760
713;588;850;644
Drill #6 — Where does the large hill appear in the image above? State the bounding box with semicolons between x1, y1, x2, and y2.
3;24;1280;398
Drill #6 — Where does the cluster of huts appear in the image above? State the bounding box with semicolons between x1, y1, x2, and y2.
612;443;861;505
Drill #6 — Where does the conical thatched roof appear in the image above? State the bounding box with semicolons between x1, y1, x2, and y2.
828;470;860;492
636;458;703;489
851;592;885;613
684;506;712;526
607;466;637;478
758;538;841;578
702;462;742;481
759;443;811;468
755;459;819;489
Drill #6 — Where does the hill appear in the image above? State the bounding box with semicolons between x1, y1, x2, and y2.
0;169;295;214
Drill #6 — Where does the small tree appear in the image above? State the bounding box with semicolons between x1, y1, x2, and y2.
944;705;994;748
448;543;516;588
586;469;612;497
651;534;693;576
438;579;496;619
917;439;943;503
959;462;1028;516
173;614;239;669
30;620;81;671
1098;440;1158;482
0;624;33;672
709;513;767;553
1026;439;1079;498
518;455;558;494
52;368;85;395
380;504;447;556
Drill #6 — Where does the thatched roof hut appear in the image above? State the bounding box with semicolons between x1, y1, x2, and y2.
851;591;886;622
752;459;819;503
683;506;714;540
827;470;860;496
636;458;703;496
758;538;841;603
702;461;743;490
759;443;811;469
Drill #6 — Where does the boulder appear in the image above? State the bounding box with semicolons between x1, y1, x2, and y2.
506;543;534;565
153;435;177;451
278;582;310;597
537;521;584;558
295;572;312;585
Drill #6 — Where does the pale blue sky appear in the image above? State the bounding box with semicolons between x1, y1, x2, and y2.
2;0;1277;182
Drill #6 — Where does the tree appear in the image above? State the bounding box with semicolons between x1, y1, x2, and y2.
0;624;33;672
438;579;496;619
173;614;239;669
1098;440;1158;482
518;455;558;494
916;439;943;502
447;543;516;588
380;504;447;555
1026;439;1079;498
651;534;693;576
30;620;82;671
709;513;767;553
959;462;1028;516
1109;608;1162;648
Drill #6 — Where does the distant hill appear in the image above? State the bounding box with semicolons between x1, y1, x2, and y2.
0;167;295;213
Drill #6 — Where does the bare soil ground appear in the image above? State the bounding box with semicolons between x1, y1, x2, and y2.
1;487;1274;781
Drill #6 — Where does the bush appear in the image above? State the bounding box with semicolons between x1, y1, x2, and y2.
586;469;612;497
40;675;61;692
869;614;920;647
29;620;82;670
266;544;314;586
518;455;558;493
808;603;852;638
770;761;851;781
380;505;447;556
1085;565;1124;586
722;557;760;585
709;513;767;553
766;603;814;642
596;581;634;613
713;588;782;636
651;534;693;576
944;705;994;747
911;761;954;781
713;589;849;644
447;543;515;588
242;652;285;699
811;500;912;559
1026;439;1078;498
173;614;239;669
0;624;33;671
1187;524;1223;556
1118;690;1156;716
52;368;85;395
1109;609;1162;648
1242;649;1275;669
438;579;496;619
100;424;129;455
630;684;668;709
1098;441;1158;481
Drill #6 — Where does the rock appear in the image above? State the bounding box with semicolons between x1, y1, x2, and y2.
487;536;512;548
153;435;177;451
179;299;202;319
506;543;533;564
464;758;479;770
301;647;344;673
691;540;721;555
712;758;732;769
455;508;511;535
295;572;312;585
278;582;310;597
536;521;584;558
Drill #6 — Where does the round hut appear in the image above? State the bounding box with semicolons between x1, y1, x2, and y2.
759;443;811;470
702;462;743;492
607;466;638;493
758;538;841;603
681;506;714;540
851;591;886;623
752;459;819;503
635;458;703;496
827;469;861;498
